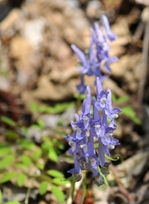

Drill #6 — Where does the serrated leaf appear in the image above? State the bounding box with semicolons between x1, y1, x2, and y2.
0;155;15;169
47;170;64;178
1;116;16;127
48;149;58;162
39;181;49;195
5;201;20;204
52;185;65;203
17;173;26;187
21;155;31;167
0;172;16;183
52;178;70;186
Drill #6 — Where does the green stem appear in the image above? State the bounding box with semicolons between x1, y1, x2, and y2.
76;94;82;113
81;177;86;204
71;177;75;202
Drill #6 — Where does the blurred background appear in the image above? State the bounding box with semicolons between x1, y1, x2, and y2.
0;0;149;203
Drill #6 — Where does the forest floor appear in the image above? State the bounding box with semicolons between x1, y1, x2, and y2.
0;0;149;203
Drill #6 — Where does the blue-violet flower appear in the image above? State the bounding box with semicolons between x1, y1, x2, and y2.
65;77;121;186
71;15;118;94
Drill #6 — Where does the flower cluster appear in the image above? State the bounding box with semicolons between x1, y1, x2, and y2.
71;15;118;94
65;77;121;186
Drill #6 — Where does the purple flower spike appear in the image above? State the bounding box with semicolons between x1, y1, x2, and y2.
71;15;118;93
77;74;86;94
67;154;82;182
96;77;103;96
94;22;105;43
68;13;120;184
105;89;121;125
71;44;89;75
94;175;104;186
66;81;121;186
102;15;117;42
83;86;91;115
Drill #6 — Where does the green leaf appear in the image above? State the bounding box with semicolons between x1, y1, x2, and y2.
74;93;86;100
42;138;53;151
52;185;65;203
5;201;20;204
21;155;31;167
30;102;38;113
1;116;16;127
112;93;117;102
57;120;64;127
48;149;58;162
39;181;49;195
36;162;44;170
31;124;41;130
6;130;17;139
0;172;16;183
131;117;141;124
121;106;135;117
20;126;28;135
0;144;10;156
105;154;119;161
53;139;64;150
52;178;70;186
47;102;74;114
47;170;64;178
33;149;42;160
17;173;26;187
121;106;141;124
0;190;2;204
39;105;49;113
37;119;44;128
0;155;15;169
18;139;34;149
116;95;129;103
16;163;28;168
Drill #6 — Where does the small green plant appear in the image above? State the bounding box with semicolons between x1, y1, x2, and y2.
0;115;69;203
30;101;74;114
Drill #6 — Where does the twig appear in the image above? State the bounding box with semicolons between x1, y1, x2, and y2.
110;164;135;202
138;9;149;103
24;186;31;204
